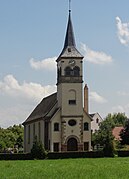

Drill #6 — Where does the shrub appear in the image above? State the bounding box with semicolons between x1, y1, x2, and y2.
48;151;104;159
0;153;33;160
103;142;115;157
31;136;46;159
117;150;129;157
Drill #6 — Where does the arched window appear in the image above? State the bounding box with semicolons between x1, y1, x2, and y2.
68;90;76;105
54;123;59;131
96;118;99;124
65;66;71;76
84;122;89;131
73;66;80;76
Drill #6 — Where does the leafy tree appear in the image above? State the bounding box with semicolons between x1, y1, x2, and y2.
120;119;129;145
31;136;46;159
111;113;127;126
0;124;24;153
92;113;128;156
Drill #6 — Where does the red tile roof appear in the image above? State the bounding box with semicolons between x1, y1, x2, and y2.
112;127;123;141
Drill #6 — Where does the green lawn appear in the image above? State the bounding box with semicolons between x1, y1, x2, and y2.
0;158;129;179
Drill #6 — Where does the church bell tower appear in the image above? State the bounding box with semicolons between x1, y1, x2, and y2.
56;6;85;151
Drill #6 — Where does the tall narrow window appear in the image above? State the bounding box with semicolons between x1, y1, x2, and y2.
54;143;59;152
96;118;99;124
28;125;30;144
84;122;89;131
68;90;76;105
38;122;41;141
54;123;59;131
73;66;80;76
65;66;71;76
33;123;35;139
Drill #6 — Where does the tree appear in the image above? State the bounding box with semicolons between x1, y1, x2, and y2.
92;119;115;156
92;113;128;156
0;124;24;153
31;136;46;159
111;113;127;126
120;119;129;145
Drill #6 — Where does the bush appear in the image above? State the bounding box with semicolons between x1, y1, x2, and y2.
31;136;46;159
48;151;104;159
103;142;115;157
0;153;33;160
117;150;129;157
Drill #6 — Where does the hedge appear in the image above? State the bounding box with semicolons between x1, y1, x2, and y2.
47;151;104;159
117;150;129;157
0;153;33;160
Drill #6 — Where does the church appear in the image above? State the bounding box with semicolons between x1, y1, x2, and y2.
23;7;92;153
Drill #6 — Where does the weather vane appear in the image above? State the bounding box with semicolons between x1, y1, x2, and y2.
69;0;71;12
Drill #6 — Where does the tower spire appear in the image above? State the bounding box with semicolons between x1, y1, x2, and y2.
63;0;76;49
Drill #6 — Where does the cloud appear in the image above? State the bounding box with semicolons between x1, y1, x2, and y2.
0;74;57;128
30;57;57;71
80;43;113;65
117;91;129;96
0;105;31;128
112;104;129;117
90;91;107;104
116;16;129;46
0;74;56;102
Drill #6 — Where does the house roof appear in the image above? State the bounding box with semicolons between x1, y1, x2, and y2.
90;113;103;120
112;127;123;141
22;93;57;125
90;113;95;118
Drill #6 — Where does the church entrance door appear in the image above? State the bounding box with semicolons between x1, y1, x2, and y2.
67;137;78;151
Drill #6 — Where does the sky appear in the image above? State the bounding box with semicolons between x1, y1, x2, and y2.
0;0;129;128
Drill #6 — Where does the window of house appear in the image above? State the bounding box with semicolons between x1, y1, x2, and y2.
69;100;76;105
38;122;41;141
33;123;35;139
84;122;89;131
96;118;99;124
53;143;59;152
54;123;59;131
28;125;30;144
84;142;89;151
68;90;76;105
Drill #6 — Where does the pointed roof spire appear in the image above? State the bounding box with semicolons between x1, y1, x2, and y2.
64;0;76;49
56;1;83;61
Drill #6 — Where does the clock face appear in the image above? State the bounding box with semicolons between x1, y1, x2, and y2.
69;59;75;66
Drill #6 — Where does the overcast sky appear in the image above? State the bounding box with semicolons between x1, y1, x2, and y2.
0;0;129;128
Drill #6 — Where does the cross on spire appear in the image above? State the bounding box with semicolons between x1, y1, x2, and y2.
69;0;71;13
63;0;76;49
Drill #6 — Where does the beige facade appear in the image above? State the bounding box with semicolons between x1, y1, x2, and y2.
90;113;103;133
23;9;92;153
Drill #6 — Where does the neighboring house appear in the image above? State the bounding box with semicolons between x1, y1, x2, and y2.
112;127;123;141
22;9;92;153
90;113;103;133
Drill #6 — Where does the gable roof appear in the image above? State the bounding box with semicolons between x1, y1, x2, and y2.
23;93;57;125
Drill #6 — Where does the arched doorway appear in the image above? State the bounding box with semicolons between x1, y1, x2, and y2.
67;137;78;151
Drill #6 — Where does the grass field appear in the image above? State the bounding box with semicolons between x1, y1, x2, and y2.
0;158;129;179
